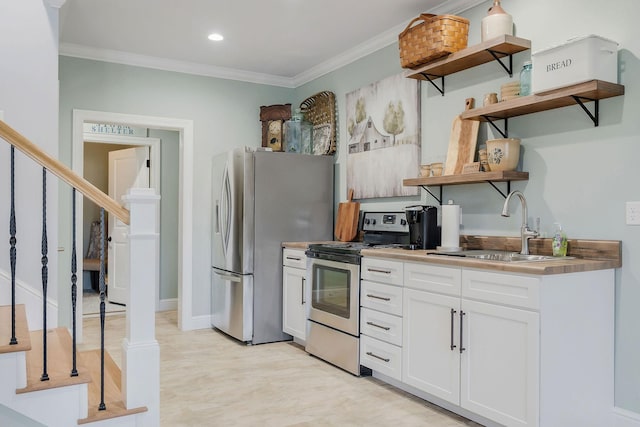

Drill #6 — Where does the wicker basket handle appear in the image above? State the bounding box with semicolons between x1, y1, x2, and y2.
399;13;437;38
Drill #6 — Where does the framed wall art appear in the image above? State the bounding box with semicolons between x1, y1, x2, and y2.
345;73;421;199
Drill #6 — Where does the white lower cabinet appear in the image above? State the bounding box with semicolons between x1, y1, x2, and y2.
459;298;539;427
282;249;307;340
360;257;403;381
403;288;461;404
365;257;614;427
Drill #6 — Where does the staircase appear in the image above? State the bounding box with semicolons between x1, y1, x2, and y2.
1;119;160;426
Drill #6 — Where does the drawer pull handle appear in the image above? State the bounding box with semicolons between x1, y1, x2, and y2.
301;277;305;305
366;321;390;331
286;256;302;261
366;351;390;363
367;268;392;274
366;294;391;302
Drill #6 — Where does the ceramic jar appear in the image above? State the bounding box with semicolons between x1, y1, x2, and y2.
481;0;513;42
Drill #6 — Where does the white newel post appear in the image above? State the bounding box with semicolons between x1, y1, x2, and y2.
121;188;160;426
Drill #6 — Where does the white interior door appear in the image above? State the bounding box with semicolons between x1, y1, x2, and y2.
108;146;150;305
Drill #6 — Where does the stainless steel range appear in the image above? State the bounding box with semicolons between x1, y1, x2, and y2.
305;211;409;375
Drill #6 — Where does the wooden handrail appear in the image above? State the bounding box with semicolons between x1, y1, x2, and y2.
0;120;130;224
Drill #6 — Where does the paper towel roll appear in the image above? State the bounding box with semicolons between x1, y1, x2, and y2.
441;203;461;250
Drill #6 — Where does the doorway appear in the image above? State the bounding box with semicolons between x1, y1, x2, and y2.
71;109;195;341
81;138;159;314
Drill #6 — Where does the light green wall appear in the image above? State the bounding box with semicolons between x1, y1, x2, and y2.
58;57;294;318
294;0;640;413
58;0;640;412
148;129;179;301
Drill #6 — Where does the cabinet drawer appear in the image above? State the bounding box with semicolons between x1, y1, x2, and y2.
462;269;540;310
361;307;402;347
405;262;461;296
283;248;306;269
360;335;402;381
361;280;403;316
361;258;403;286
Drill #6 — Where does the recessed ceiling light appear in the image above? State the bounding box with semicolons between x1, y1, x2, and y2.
208;33;224;42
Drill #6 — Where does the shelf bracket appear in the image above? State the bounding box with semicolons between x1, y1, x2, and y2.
486;49;514;77
481;115;509;138
486;180;511;199
419;72;445;96
571;96;599;126
420;185;442;205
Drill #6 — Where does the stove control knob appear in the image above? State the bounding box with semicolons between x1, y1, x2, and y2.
364;219;370;225
400;219;407;226
371;219;376;225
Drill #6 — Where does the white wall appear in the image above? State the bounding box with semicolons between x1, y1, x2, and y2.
296;0;640;414
0;0;60;327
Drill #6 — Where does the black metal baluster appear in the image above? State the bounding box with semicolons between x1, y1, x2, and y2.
9;146;17;345
41;168;49;382
98;207;106;411
70;189;78;377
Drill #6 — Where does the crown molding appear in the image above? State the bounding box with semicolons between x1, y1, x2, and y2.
59;0;485;89
59;43;296;88
45;0;67;8
292;0;486;86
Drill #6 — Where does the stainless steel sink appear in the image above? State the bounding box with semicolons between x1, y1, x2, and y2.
435;250;573;262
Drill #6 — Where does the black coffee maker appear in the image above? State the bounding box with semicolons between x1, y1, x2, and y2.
405;205;440;250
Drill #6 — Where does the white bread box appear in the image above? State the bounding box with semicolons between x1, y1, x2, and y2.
531;35;618;94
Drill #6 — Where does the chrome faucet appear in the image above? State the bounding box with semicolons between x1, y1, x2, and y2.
501;190;538;255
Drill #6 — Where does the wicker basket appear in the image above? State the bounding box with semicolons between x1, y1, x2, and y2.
399;14;470;69
300;91;336;155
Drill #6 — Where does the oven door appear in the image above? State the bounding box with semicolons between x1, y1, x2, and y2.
308;257;360;336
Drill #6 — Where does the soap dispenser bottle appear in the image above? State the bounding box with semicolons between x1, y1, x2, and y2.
552;223;568;257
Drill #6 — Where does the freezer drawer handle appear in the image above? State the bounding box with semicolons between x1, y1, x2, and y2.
366;294;391;302
366;351;390;363
366;321;391;331
367;268;392;274
214;272;242;283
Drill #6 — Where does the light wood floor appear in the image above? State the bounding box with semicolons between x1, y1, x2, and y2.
80;311;481;426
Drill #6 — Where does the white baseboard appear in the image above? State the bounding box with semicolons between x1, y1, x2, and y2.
0;269;58;329
615;407;640;427
157;298;177;312
187;314;212;330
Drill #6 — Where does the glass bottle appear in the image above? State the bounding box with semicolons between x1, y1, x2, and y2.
520;61;533;96
284;108;313;154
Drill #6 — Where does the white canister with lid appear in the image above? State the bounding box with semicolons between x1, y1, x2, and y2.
481;0;513;42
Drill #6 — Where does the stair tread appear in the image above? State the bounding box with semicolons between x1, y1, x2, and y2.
0;304;31;354
77;349;147;424
17;327;91;394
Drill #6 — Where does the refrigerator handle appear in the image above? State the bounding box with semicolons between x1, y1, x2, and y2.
215;201;220;233
221;165;232;256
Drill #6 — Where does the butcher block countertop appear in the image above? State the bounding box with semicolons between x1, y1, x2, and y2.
284;236;621;275
362;235;621;275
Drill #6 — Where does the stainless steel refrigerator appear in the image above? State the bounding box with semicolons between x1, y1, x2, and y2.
211;147;334;344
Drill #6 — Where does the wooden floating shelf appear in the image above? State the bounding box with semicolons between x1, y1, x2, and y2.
403;170;529;187
461;80;625;121
405;35;531;80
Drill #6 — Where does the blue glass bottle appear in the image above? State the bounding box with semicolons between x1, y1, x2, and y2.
520;61;533;96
